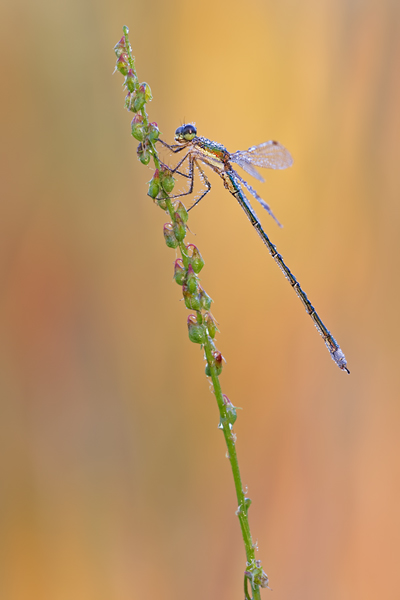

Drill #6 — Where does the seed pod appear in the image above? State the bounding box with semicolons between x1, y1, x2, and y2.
148;170;160;198
133;90;145;112
139;82;152;103
116;53;129;76
156;198;168;210
182;285;201;311
163;223;178;248
187;244;204;273
148;122;160;142
187;315;205;344
223;395;237;425
186;264;198;294
137;142;150;165
173;259;186;286
173;201;188;223
205;350;223;377
204;312;217;338
160;168;175;193
131;114;145;141
114;36;127;58
124;68;137;93
172;213;186;242
199;286;212;311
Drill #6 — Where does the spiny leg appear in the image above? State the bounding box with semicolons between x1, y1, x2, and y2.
156;139;193;179
157;153;198;201
157;159;190;180
157;138;190;154
187;158;212;211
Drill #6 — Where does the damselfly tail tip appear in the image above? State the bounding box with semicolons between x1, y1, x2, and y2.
331;347;349;374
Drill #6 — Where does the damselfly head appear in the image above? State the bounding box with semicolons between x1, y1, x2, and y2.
175;124;197;143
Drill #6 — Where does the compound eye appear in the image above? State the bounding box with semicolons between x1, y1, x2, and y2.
175;126;184;137
182;124;197;140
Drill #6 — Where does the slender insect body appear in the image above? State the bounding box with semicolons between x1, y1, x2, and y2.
158;125;349;374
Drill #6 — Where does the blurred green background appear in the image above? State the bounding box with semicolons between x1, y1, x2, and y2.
1;0;399;599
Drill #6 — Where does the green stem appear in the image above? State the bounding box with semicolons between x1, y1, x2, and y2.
116;27;266;598
203;336;261;600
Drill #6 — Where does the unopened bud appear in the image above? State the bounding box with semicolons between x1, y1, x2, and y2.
148;169;160;198
131;114;145;141
173;259;186;285
187;315;205;344
204;312;217;338
114;36;126;58
124;68;137;92
187;244;204;273
116;53;129;76
173;200;188;223
173;213;186;242
199;286;212;310
163;223;178;248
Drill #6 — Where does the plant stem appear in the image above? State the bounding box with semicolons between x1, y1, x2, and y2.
203;337;262;600
115;26;268;598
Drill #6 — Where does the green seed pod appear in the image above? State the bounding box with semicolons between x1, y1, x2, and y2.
187;315;205;344
173;200;188;223
148;180;159;198
125;92;133;110
182;285;201;311
172;213;186;242
137;142;150;165
133;91;146;112
186;264;198;294
148;122;160;142
140;153;150;165
114;36;127;58
131;115;145;141
124;69;137;93
163;223;178;249
205;350;223;377
173;259;186;286
199;286;212;311
116;54;129;76
187;244;204;273
148;179;160;199
223;395;237;425
204;312;217;339
139;82;152;103
156;198;168;210
160;170;175;193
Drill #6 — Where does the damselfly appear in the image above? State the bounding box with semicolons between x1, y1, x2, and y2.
158;124;349;373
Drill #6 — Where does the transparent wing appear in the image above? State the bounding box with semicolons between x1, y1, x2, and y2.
231;140;293;171
231;158;265;183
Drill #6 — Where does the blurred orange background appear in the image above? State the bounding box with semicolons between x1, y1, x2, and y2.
1;0;399;599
